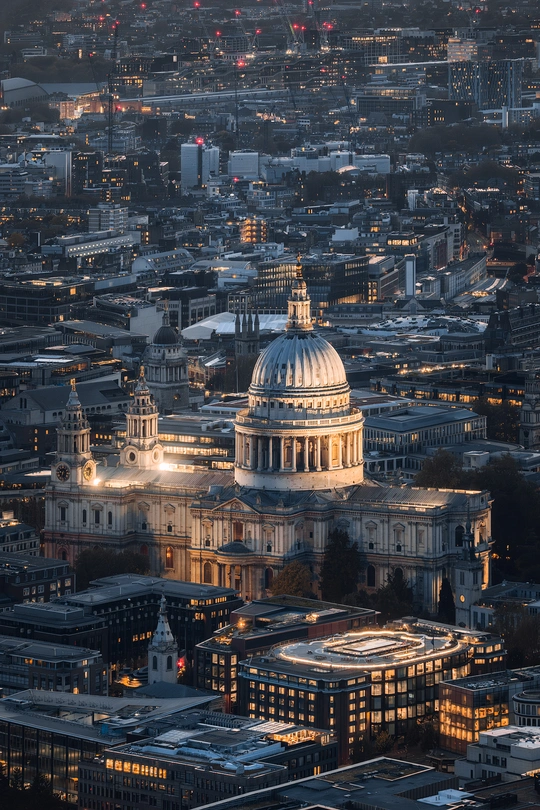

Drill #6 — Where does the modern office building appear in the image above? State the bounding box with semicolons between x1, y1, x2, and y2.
455;725;540;782
0;636;106;696
513;689;540;728
0;552;72;606
439;668;540;755
449;59;523;110
362;405;487;473
79;710;338;810
195;596;378;711
0;575;242;674
237;622;505;763
0;689;216;802
181;141;220;194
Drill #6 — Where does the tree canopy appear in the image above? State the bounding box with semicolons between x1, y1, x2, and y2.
0;774;70;810
414;449;465;489
74;549;150;591
270;561;314;598
320;528;362;603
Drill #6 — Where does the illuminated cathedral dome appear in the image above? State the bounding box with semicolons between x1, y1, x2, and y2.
234;271;364;491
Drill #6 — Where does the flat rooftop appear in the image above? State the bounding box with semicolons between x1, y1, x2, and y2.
198;757;455;810
274;630;466;671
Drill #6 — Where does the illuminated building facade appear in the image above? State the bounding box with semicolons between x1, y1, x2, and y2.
237;624;503;762
43;279;492;612
449;59;523;110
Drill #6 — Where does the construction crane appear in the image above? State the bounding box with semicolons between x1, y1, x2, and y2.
273;0;302;54
193;1;215;55
233;10;256;55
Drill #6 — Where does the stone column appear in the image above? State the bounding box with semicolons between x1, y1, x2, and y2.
257;438;263;471
291;437;297;472
268;436;273;471
249;437;256;469
338;434;343;468
304;437;310;472
279;436;285;472
346;433;351;467
352;430;357;465
328;436;333;469
316;436;322;471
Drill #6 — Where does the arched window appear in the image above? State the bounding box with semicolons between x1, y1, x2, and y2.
107;511;113;526
82;509;87;524
368;542;374;550
205;537;211;547
152;656;158;670
396;544;402;552
264;568;273;589
166;655;173;671
140;544;149;556
59;548;67;562
167;524;173;533
266;543;272;553
367;565;376;588
203;561;212;584
165;547;174;569
455;525;464;547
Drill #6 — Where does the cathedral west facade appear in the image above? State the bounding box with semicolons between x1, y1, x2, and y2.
43;276;492;614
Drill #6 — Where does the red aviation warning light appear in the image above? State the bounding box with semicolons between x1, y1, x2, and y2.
195;137;204;145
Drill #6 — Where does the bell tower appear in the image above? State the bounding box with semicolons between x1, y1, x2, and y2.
121;366;163;469
53;380;96;487
454;508;483;629
148;596;179;685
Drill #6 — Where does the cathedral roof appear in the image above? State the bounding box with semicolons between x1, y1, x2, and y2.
250;331;348;394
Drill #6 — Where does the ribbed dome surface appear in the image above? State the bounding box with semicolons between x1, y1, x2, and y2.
152;325;178;346
250;330;348;393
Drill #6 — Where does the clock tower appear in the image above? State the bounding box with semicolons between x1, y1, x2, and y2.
454;510;483;629
121;366;163;469
54;380;96;487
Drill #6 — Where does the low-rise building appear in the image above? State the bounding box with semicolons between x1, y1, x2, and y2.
439;668;540;755
0;513;40;556
0;575;242;674
195;595;378;711
455;725;540;782
0;552;72;607
79;710;338;810
0;636;105;695
0;689;216;802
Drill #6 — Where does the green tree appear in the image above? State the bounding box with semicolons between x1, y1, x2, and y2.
419;721;438;752
7;232;25;249
375;730;394;754
414;449;469;489
74;548;150;591
270;561;314;598
320;528;362;603
494;604;540;667
437;578;456;625
374;568;414;622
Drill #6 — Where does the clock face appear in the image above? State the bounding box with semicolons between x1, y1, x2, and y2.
56;464;70;482
459;594;466;603
83;462;94;481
